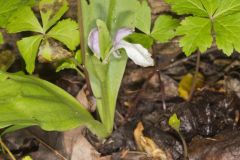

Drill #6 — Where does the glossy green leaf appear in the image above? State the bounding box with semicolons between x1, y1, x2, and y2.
0;71;108;138
168;113;180;132
96;19;112;60
47;19;80;51
214;13;240;55
39;0;69;32
17;35;43;74
124;33;154;49
7;7;43;33
151;15;180;43
135;1;151;34
176;17;212;56
0;0;35;27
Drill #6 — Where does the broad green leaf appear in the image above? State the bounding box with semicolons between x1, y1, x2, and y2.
0;32;3;44
39;0;69;32
201;0;220;16
0;0;35;27
47;19;80;51
214;13;240;55
165;0;208;17
176;17;213;56
17;35;43;74
124;33;154;49
75;50;82;64
214;0;240;18
135;1;151;34
168;113;180;132
96;19;112;60
0;71;108;138
7;7;43;33
151;15;180;43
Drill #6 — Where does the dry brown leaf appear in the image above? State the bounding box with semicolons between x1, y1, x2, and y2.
134;122;167;160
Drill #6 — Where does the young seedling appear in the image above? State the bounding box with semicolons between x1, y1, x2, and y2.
168;113;188;160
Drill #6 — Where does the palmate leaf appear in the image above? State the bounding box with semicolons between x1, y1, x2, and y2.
47;19;80;51
17;35;43;74
165;0;240;56
7;7;43;33
0;71;107;138
0;0;35;28
39;0;69;32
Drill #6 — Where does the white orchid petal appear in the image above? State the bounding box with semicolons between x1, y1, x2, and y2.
114;28;134;45
88;28;100;58
116;40;154;67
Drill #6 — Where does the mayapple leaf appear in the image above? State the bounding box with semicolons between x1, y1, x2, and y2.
176;17;213;56
135;1;151;34
0;71;108;138
17;35;43;74
214;13;240;55
165;0;208;17
47;19;80;51
7;6;43;33
151;15;180;43
39;0;69;32
0;32;3;44
124;33;154;49
0;0;35;27
96;19;112;60
168;113;180;132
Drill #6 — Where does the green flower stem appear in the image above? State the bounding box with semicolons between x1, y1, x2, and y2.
107;0;116;31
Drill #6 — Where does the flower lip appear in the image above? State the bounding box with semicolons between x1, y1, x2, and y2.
114;28;134;45
88;28;100;57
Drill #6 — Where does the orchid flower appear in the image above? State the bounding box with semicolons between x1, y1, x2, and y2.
88;28;154;67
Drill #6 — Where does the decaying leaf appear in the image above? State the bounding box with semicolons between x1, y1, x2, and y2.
0;50;16;71
134;122;167;160
178;72;204;100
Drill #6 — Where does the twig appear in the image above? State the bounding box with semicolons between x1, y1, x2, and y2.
26;131;67;160
188;50;201;101
77;0;93;94
178;132;188;160
0;139;16;160
156;69;166;110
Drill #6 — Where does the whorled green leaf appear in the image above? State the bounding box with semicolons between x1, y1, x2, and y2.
214;13;240;55
47;19;80;51
176;17;213;56
165;0;208;17
168;113;180;132
7;6;43;33
151;15;180;43
17;35;43;74
135;1;151;34
0;0;35;28
39;0;69;32
124;33;154;49
96;19;112;60
0;71;108;138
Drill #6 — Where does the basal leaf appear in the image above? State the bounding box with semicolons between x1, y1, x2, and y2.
135;1;151;34
39;0;69;32
214;13;240;55
96;19;112;60
7;7;43;33
17;35;43;74
0;71;108;137
151;15;180;43
176;17;213;56
0;0;35;27
165;0;208;17
124;33;154;49
47;19;80;51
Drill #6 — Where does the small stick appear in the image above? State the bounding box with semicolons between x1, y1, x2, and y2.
156;69;166;110
0;139;16;160
188;50;201;101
